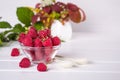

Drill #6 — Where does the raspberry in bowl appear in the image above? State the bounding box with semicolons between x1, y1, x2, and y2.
18;27;61;64
20;43;60;64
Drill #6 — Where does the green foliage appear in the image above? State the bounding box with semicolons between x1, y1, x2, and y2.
34;22;45;31
16;7;34;26
0;39;2;46
50;11;60;19
0;22;26;46
7;33;18;41
0;21;12;28
0;33;4;41
13;24;25;33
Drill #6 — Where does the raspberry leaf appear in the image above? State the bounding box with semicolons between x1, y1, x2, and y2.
34;22;44;31
16;7;34;26
7;33;18;41
13;24;25;33
0;21;12;28
0;38;3;46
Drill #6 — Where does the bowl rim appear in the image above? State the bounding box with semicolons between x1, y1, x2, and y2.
19;43;61;49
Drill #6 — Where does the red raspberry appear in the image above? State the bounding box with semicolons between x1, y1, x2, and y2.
52;36;61;46
38;29;51;38
28;27;38;39
22;36;33;47
46;29;51;37
44;47;53;56
11;48;20;57
37;63;47;72
34;38;42;47
35;48;43;61
46;57;52;63
18;33;26;43
42;38;53;47
19;58;31;68
38;30;48;38
26;50;35;61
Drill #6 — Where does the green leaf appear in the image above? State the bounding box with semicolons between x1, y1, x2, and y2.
16;7;34;26
0;33;4;41
34;22;45;31
50;11;60;19
0;34;3;45
7;33;18;41
0;21;12;28
13;24;25;33
3;30;12;35
0;39;3;46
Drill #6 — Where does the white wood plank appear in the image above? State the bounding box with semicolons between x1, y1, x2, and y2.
0;61;120;73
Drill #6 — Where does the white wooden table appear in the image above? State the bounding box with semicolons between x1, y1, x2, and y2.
0;32;120;80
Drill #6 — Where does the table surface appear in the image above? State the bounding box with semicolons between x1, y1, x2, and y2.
0;32;120;80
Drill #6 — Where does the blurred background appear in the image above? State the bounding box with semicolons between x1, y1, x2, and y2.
0;0;120;33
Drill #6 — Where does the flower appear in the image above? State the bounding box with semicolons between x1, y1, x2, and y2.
0;0;86;46
31;0;86;29
41;0;55;7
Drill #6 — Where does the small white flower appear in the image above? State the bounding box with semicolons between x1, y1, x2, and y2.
40;0;55;7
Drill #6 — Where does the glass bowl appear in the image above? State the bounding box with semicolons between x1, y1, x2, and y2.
20;44;60;64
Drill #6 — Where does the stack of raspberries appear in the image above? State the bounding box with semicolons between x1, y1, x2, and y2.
18;26;61;62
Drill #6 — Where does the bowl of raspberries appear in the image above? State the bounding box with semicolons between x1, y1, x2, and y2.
18;26;61;64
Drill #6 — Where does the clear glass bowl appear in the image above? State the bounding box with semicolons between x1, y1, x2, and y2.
20;44;60;64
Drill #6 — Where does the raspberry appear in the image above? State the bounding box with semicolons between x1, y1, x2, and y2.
38;30;48;38
44;47;53;56
19;58;31;68
11;48;20;57
26;50;35;61
45;57;52;63
28;27;38;39
22;36;33;47
38;29;51;38
18;33;26;43
52;36;61;46
34;38;42;47
37;63;47;72
42;38;53;47
46;29;51;37
35;48;43;61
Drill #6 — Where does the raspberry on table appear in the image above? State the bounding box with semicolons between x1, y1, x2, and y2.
37;63;47;72
19;58;31;68
11;48;20;57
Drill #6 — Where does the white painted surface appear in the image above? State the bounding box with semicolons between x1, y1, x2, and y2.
0;32;120;80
